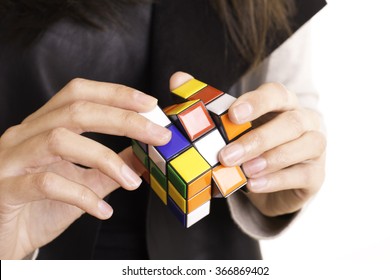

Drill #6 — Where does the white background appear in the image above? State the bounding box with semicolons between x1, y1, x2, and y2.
261;0;390;262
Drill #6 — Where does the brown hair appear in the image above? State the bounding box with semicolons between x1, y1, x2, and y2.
213;0;295;66
0;0;295;65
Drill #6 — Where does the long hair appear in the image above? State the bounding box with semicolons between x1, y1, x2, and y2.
213;0;295;66
0;0;295;66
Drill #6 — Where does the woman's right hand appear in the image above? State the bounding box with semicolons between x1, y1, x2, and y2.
0;78;171;259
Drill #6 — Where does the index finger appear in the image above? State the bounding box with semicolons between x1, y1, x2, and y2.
24;78;157;123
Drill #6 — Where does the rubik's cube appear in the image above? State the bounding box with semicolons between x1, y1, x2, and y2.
132;78;252;227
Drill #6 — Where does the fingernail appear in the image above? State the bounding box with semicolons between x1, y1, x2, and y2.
243;157;267;177
134;90;157;107
248;177;268;192
150;125;172;143
121;165;142;188
220;143;245;166
231;102;253;123
98;200;113;218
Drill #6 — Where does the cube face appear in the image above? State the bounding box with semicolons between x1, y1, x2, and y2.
139;105;171;127
168;147;211;199
169;147;211;184
167;164;187;198
206;94;236;115
186;171;212;199
206;94;252;142
193;129;226;167
132;139;149;169
186;200;210;228
168;183;211;214
155;124;191;160
167;164;211;199
150;160;167;191
172;78;207;99
148;124;191;175
187;185;211;213
220;113;252;141
165;100;198;115
150;174;167;205
188;85;224;104
166;100;215;141
212;165;247;197
178;102;215;141
148;145;167;174
137;77;250;227
168;196;211;228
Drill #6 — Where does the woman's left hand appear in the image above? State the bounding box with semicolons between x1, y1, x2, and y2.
218;82;326;217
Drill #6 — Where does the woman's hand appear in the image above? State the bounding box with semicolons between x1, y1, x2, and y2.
0;78;171;259
219;82;326;217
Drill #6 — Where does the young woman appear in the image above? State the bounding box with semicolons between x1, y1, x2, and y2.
0;0;327;259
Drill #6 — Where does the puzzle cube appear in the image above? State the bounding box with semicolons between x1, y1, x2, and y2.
212;165;247;197
206;94;252;142
134;104;173;173
193;128;226;167
164;99;215;142
132;139;149;170
187;84;224;104
168;147;211;199
171;78;207;100
172;79;252;142
139;105;172;128
131;147;150;185
148;124;191;174
168;197;211;228
132;77;251;227
149;160;167;204
168;182;211;214
167;147;212;227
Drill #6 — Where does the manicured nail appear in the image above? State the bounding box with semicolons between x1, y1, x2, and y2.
248;177;268;192
121;165;142;188
150;125;172;143
243;157;267;177
220;143;245;166
231;102;253;123
98;200;113;218
134;90;157;107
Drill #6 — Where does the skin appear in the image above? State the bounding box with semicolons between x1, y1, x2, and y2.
0;72;326;259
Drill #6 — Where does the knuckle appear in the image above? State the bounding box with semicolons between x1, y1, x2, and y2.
271;149;290;167
265;82;292;103
267;82;288;93
66;78;87;94
0;125;20;147
100;148;119;168
46;127;67;152
33;172;56;196
242;130;266;155
120;111;140;135
77;188;91;205
67;100;89;123
268;82;297;106
114;84;130;96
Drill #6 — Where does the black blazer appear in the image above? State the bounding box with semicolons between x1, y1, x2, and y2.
0;0;326;259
